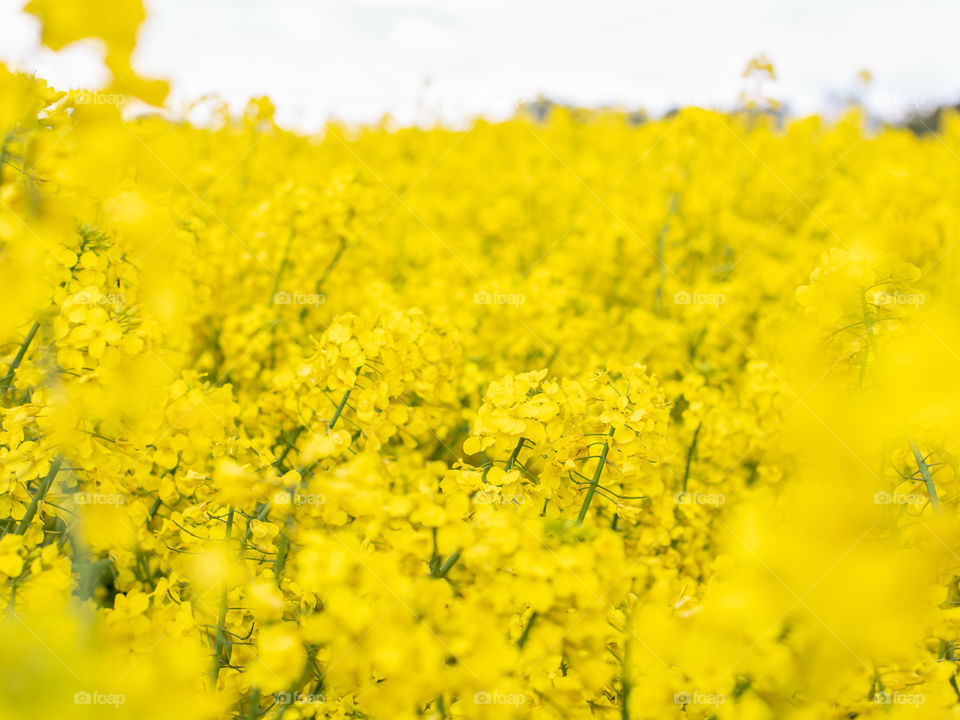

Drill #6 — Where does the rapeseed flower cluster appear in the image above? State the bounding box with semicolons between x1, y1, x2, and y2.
3;2;960;718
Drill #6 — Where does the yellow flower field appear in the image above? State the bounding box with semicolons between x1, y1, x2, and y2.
3;2;960;719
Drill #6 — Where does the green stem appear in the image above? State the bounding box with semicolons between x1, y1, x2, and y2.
210;506;235;685
681;422;702;493
274;426;305;470
328;388;351;430
0;134;9;188
432;549;461;578
505;438;525;471
275;646;320;717
576;428;615;525
429;527;440;575
14;455;63;535
2;321;40;394
274;531;289;579
621;630;633;720
137;551;153;586
859;292;880;386
518;611;538;649
909;437;941;515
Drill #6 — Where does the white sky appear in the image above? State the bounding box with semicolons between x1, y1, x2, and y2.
1;0;957;129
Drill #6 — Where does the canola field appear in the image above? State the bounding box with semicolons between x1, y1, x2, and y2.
4;4;960;720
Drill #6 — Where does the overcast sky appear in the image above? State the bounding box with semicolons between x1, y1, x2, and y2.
1;0;957;129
